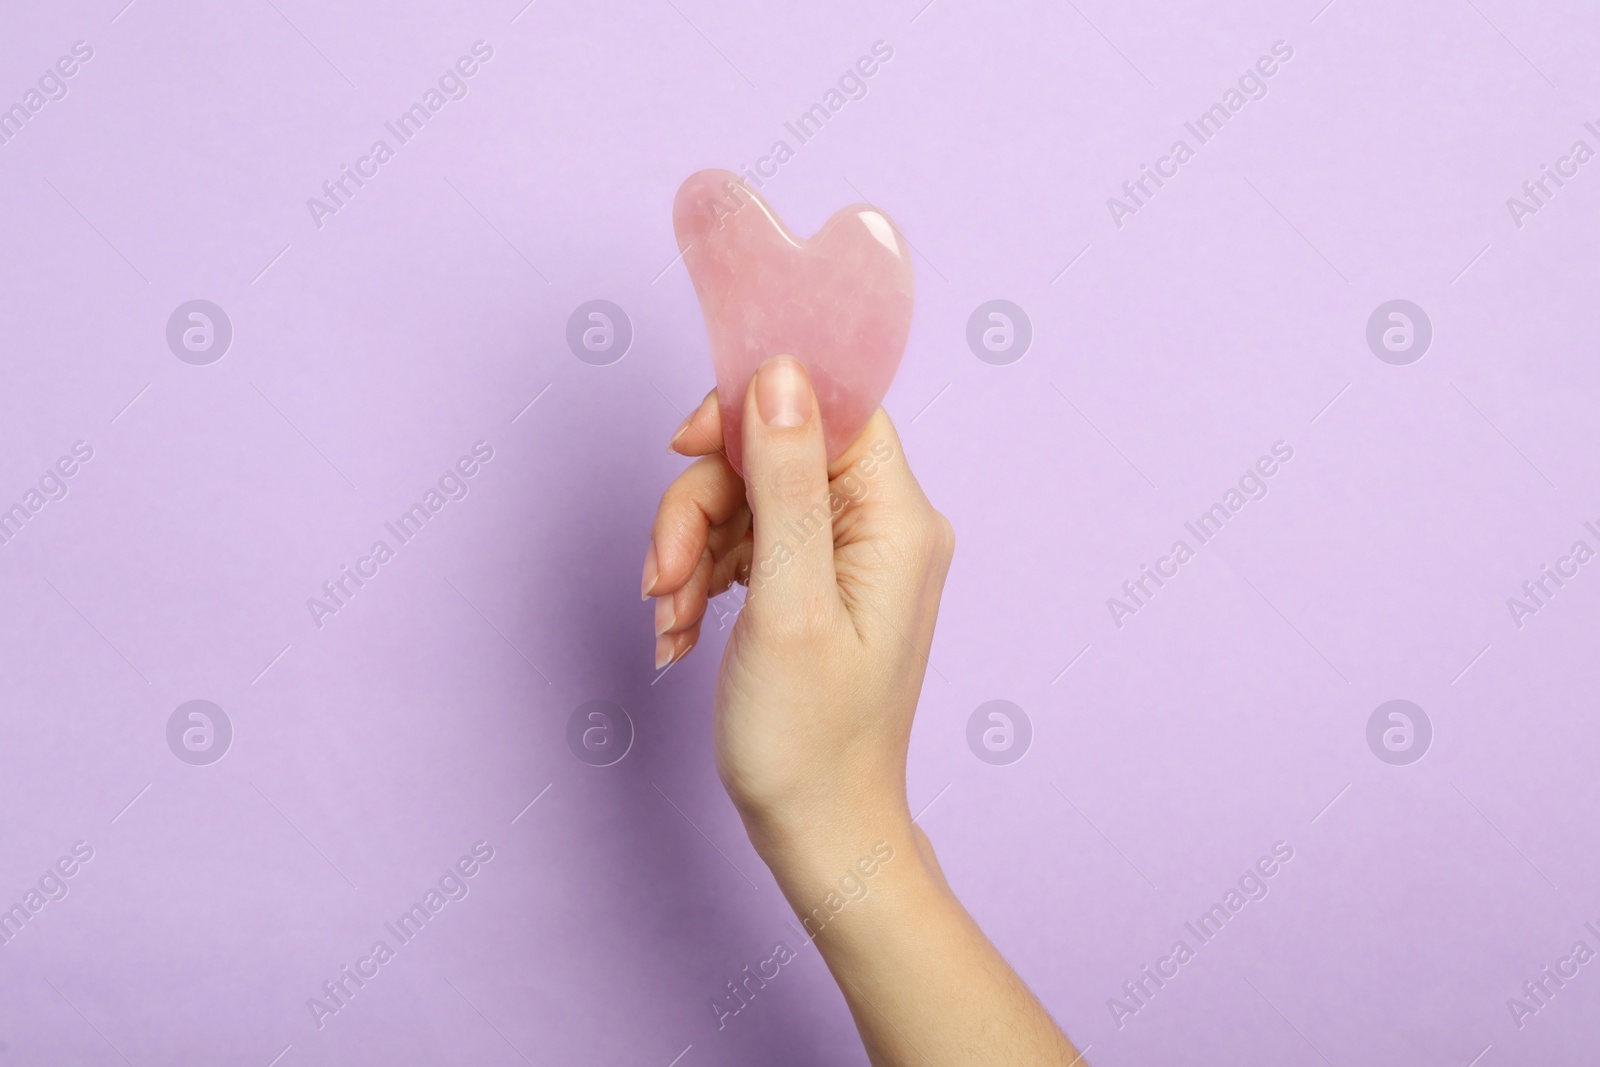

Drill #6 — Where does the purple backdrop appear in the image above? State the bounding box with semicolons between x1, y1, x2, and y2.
2;0;1598;1064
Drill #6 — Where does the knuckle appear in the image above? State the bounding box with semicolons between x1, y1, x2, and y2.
763;457;818;502
655;482;694;532
652;503;697;557
933;510;956;562
898;510;950;566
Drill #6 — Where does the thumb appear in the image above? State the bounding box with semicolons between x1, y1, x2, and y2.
741;358;840;612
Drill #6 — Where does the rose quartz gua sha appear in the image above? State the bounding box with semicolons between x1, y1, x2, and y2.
673;169;914;475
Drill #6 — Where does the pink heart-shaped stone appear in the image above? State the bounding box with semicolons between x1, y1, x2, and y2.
673;169;915;475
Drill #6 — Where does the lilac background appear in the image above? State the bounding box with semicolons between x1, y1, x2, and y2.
2;0;1598;1064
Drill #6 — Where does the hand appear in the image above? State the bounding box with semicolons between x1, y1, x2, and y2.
642;359;1080;1065
642;358;954;852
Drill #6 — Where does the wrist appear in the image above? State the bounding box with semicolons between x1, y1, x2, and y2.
739;798;937;922
734;781;908;868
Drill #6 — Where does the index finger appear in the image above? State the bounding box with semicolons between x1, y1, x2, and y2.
826;408;930;517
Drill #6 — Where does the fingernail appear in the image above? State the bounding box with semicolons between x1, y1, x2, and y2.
667;414;692;451
641;542;658;600
757;358;811;428
654;634;674;670
654;595;676;636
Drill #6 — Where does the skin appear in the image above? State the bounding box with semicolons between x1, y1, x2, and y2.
642;358;1084;1066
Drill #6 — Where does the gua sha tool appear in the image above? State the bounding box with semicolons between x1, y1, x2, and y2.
673;169;915;475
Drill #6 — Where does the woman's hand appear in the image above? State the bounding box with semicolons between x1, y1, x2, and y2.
642;358;954;853
642;358;1080;1065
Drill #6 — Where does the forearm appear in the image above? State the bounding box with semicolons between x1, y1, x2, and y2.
653;379;1071;1060
751;806;1083;1067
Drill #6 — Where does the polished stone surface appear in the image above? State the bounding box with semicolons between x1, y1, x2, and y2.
674;168;915;473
